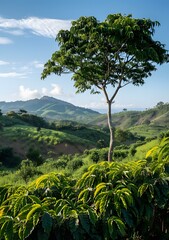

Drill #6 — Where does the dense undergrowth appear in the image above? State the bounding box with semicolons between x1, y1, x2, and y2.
0;137;169;239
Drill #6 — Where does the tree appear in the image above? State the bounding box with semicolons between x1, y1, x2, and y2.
18;109;27;114
26;147;44;166
41;14;168;162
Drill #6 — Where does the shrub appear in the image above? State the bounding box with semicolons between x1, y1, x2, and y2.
0;147;21;167
129;146;137;156
113;149;129;159
26;147;44;166
66;156;83;171
18;159;41;183
53;158;68;169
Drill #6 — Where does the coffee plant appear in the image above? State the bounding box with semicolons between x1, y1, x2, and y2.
0;137;169;239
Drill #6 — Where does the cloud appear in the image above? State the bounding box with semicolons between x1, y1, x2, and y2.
50;84;62;96
0;37;13;44
18;84;63;101
0;17;72;38
19;85;40;100
0;60;9;65
3;29;25;36
82;97;107;110
0;72;26;78
31;60;44;69
42;87;48;95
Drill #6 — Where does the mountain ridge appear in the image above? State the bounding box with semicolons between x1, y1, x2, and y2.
0;96;100;122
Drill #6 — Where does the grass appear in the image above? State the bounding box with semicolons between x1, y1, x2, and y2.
0;125;101;146
0;154;94;185
129;124;165;138
134;139;158;160
0;125;97;160
0;137;159;186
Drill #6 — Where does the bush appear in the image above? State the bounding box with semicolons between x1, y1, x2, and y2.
26;147;44;166
66;156;83;171
113;149;129;159
0;147;21;167
129;146;137;156
53;158;68;169
18;159;41;183
85;148;108;163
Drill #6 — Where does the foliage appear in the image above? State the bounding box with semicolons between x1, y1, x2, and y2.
18;160;42;183
66;155;84;171
0;137;169;239
26;147;44;166
0;147;21;168
84;148;108;163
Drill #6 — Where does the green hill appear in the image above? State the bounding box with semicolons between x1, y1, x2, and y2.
92;102;169;135
0;96;100;122
0;113;110;167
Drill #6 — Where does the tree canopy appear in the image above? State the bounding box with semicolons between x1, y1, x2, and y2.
42;13;169;161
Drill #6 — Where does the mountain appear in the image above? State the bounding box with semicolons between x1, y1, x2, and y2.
0;96;100;122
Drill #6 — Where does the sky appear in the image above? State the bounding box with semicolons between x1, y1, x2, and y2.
0;0;169;112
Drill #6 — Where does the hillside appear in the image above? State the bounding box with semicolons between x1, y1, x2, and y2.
0;113;110;167
0;96;100;122
92;102;169;130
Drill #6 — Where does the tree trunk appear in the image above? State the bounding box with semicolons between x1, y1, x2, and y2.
107;101;114;162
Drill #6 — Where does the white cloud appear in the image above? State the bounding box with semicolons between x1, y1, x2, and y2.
42;87;48;95
1;29;24;36
31;60;44;69
0;17;72;38
0;37;13;44
0;72;26;78
81;97;107;110
19;85;40;100
82;102;106;110
50;84;62;96
18;84;63;101
0;60;9;65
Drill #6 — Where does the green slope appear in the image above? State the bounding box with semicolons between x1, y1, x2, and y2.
92;103;169;130
0;96;100;122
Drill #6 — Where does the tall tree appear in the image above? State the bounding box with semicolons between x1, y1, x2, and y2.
41;14;168;162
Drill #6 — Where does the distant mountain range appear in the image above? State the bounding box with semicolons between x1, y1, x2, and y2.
0;97;169;130
0;96;100;122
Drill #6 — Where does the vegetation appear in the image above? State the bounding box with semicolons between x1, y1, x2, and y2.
0;96;100;123
0;137;169;239
0;8;169;239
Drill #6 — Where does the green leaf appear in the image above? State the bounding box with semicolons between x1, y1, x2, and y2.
23;219;35;239
62;205;70;218
69;217;79;234
29;195;42;204
148;184;154;199
146;146;158;159
26;204;42;222
42;212;53;234
79;213;90;233
87;208;97;225
17;203;33;220
0;219;13;240
113;216;126;236
78;188;89;203
94;183;107;198
108;216;126;237
4;220;13;240
33;211;41;226
138;183;149;197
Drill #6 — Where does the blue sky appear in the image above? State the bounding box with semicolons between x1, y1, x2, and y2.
0;0;168;112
